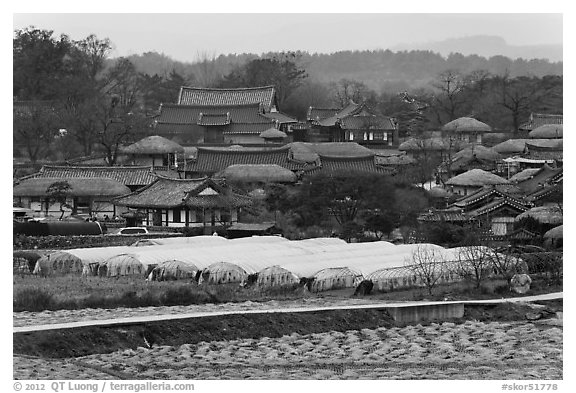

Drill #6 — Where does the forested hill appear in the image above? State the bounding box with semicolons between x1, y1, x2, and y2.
126;49;563;92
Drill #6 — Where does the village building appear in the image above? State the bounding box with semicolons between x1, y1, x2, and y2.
215;164;297;185
519;113;563;132
441;117;493;144
13;165;162;218
151;85;298;145
398;137;450;162
306;102;397;146
13;177;131;219
528;124;563;139
180;142;395;179
444;168;511;196
122;135;185;170
419;184;531;237
154;102;280;145
512;165;563;206
112;176;251;231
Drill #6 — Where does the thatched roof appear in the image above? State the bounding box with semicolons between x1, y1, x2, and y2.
13;177;131;197
453;145;502;161
509;168;541;183
441;117;492;133
445;169;510;187
123;135;185;155
217;164;297;183
529;124;563;139
398;137;447;151
492;139;528;154
259;128;287;139
544;225;563;239
515;205;563;225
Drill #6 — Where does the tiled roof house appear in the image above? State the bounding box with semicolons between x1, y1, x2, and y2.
181;142;395;179
306;101;397;146
113;176;251;229
178;86;278;112
154;103;277;145
519;113;563;132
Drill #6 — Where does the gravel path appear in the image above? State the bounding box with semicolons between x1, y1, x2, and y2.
14;320;562;380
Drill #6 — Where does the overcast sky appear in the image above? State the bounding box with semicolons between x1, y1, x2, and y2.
12;12;563;63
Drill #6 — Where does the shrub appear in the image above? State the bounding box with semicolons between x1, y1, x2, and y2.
13;288;54;312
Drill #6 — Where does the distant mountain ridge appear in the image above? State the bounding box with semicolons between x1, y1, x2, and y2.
392;35;562;62
125;40;563;92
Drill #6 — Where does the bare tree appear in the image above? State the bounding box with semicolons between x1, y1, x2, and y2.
405;244;447;295
194;51;222;87
487;246;525;282
330;79;372;107
431;70;469;123
13;102;60;163
454;244;494;289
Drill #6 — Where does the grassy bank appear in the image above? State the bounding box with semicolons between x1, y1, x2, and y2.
13;274;561;312
12;275;305;312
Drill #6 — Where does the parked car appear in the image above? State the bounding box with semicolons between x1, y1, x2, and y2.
116;227;149;235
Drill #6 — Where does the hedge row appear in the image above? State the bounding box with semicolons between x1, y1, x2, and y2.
13;233;184;251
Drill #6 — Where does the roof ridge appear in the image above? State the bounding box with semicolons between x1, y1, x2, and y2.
162;102;262;109
41;164;155;170
197;146;291;154
180;85;276;92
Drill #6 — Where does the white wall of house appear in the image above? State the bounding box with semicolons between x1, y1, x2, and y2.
15;196;121;218
449;185;483;197
145;207;239;227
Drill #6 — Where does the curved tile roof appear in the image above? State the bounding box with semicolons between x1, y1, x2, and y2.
178;86;276;112
157;103;271;125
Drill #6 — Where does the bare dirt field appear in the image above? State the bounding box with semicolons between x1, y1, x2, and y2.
13;300;562;380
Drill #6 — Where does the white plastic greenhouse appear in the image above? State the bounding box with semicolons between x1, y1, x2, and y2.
311;267;363;292
33;251;84;276
198;262;248;285
98;254;147;277
148;260;199;281
256;265;299;287
31;235;508;292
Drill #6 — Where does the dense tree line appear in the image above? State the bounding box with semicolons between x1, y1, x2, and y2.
14;27;563;164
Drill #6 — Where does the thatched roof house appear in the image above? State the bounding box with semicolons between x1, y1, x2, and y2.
446;169;510;188
515;205;563;225
528;124;563;139
13;177;130;197
20;165;158;190
259;128;287;141
453;145;502;161
216;164;297;184
544;225;563;239
441;117;492;133
123;135;185;155
509;168;541;183
398;137;447;152
14;177;131;219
